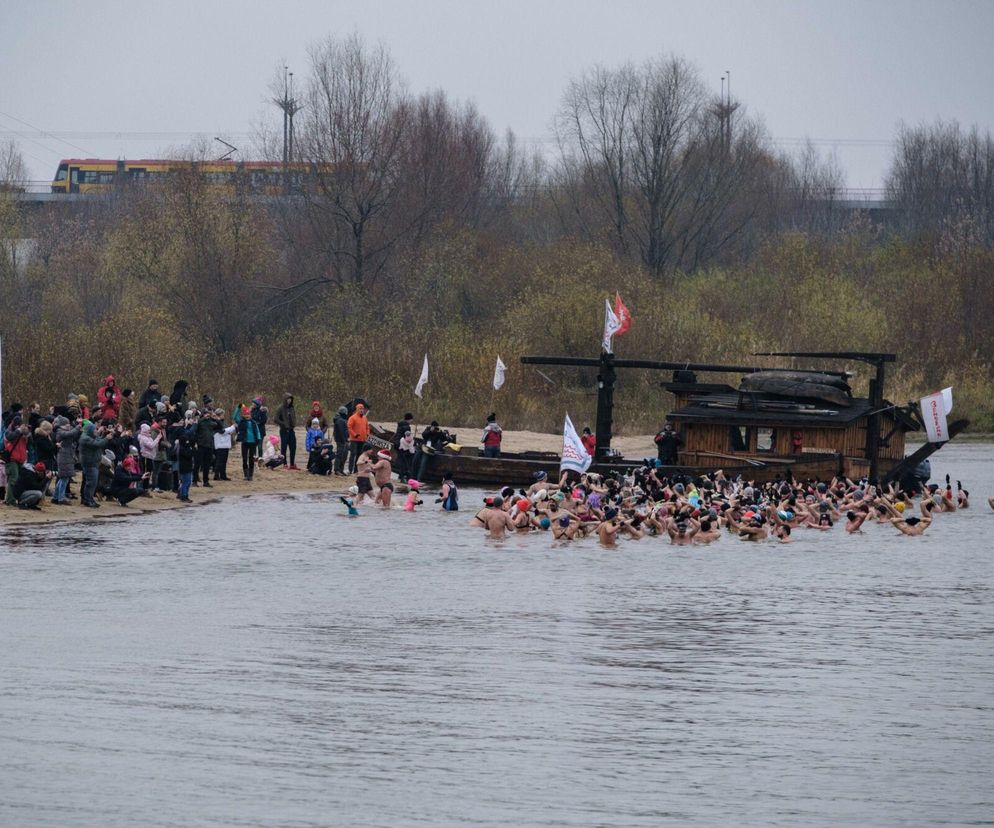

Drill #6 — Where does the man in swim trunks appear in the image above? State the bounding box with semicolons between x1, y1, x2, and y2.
597;508;621;547
355;448;376;505
372;449;394;508
667;518;698;545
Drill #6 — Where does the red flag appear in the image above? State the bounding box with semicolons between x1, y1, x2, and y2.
614;292;631;337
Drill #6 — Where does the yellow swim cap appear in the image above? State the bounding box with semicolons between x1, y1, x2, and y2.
895;501;906;513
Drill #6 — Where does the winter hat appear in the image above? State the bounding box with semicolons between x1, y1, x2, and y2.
54;416;69;428
103;449;116;462
34;462;46;474
215;408;224;417
407;479;421;489
338;406;348;415
268;435;279;445
377;449;391;459
140;423;151;434
311;418;320;426
129;445;139;454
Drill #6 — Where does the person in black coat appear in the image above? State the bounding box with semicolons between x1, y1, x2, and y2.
332;406;349;475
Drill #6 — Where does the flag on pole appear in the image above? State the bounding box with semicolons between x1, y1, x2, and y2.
560;413;593;475
614;292;631;338
493;355;506;391
414;354;429;398
920;387;953;443
603;299;621;353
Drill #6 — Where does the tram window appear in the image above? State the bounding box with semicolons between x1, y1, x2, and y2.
729;426;751;451
55;166;68;182
98;172;115;184
129;168;147;179
757;427;775;452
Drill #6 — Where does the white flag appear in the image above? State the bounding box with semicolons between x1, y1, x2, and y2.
603;298;621;353
920;387;953;443
493;356;506;391
414;354;429;398
560;413;593;475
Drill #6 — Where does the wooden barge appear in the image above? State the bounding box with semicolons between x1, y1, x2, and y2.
393;351;967;488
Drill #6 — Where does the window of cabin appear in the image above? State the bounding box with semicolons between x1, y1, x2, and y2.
98;171;115;184
729;426;751;451
757;427;775;452
55;165;68;182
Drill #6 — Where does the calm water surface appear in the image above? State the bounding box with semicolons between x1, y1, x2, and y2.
2;444;993;827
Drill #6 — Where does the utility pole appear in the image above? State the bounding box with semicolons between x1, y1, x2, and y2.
272;65;303;193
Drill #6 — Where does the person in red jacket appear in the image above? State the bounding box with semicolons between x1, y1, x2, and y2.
581;426;596;456
97;375;122;421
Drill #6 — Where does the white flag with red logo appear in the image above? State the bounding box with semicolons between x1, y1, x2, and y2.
920;387;953;443
560;414;593;474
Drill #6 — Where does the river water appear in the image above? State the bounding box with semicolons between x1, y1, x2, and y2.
2;443;993;827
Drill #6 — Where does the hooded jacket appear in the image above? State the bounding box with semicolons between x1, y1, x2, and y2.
97;375;122;419
333;411;349;445
55;419;81;477
274;395;296;430
169;380;190;408
138;423;161;460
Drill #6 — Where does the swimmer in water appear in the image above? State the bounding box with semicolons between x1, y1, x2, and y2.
891;515;931;536
956;480;969;509
339;495;359;517
845;510;868;534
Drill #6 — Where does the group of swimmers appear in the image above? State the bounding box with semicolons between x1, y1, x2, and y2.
464;465;983;545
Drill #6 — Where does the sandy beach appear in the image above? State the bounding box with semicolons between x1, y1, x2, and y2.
0;424;658;528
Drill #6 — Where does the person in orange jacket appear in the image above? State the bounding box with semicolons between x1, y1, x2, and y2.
346;403;370;474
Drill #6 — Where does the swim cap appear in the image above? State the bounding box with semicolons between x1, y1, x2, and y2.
407;479;421;489
558;515;571;527
894;501;906;513
491;496;504;508
516;498;530;512
539;517;551;529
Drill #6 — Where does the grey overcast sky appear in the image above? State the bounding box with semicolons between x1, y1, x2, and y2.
3;0;993;188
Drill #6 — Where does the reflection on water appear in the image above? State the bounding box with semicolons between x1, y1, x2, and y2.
1;443;993;826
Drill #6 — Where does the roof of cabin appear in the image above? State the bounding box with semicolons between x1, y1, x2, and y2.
667;396;920;430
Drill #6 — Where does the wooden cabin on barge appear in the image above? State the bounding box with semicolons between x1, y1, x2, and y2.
663;376;920;481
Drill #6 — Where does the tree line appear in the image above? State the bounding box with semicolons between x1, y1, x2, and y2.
1;34;992;433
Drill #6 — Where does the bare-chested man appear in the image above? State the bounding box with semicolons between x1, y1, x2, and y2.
667;519;698;546
694;518;722;544
891;515;931;536
484;504;517;539
355;448;376;505
371;449;394;508
726;511;769;541
597;517;620;547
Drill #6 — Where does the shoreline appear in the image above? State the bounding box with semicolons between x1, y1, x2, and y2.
3;423;987;529
0;422;654;530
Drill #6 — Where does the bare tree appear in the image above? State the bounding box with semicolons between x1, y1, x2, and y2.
887;120;994;244
0;139;28;189
286;33;409;291
553;55;778;274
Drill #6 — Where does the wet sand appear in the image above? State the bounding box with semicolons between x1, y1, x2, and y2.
0;424;657;528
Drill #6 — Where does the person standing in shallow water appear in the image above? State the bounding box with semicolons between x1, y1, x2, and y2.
481;413;502;458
